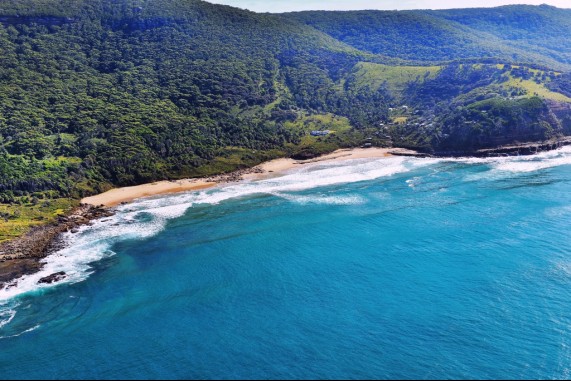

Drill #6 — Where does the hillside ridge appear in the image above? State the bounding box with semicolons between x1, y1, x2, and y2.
0;0;570;244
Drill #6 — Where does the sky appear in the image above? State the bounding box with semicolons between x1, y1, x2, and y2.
207;0;570;13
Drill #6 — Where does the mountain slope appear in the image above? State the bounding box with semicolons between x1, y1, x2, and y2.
0;0;392;240
0;0;378;185
431;5;571;66
284;6;571;71
0;1;570;241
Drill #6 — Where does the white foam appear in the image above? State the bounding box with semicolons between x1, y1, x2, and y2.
0;156;428;306
0;324;40;340
0;308;16;329
406;177;422;189
493;154;571;173
275;193;366;206
119;156;426;212
451;146;571;174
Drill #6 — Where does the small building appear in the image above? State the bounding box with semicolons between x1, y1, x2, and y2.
310;130;330;137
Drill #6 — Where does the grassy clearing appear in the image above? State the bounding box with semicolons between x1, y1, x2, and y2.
503;75;571;103
352;62;442;96
287;113;353;149
392;116;408;124
0;198;78;243
283;113;367;157
285;113;352;135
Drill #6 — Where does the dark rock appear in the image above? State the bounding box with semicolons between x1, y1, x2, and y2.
0;204;115;286
291;150;320;160
433;137;571;158
0;259;43;285
38;272;66;285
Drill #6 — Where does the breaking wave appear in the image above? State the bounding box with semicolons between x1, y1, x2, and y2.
0;156;428;306
453;145;571;173
0;307;16;329
1;146;570;324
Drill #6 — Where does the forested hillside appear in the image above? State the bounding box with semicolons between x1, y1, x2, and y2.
0;1;383;192
0;0;570;241
285;5;571;70
432;5;571;67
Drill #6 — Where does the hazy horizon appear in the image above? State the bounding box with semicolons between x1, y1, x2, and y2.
207;0;570;13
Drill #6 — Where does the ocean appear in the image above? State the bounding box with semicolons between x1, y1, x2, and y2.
1;148;571;379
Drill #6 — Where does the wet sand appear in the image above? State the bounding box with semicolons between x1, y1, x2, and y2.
82;148;417;207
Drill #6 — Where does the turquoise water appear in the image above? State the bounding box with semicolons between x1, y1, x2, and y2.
1;148;571;379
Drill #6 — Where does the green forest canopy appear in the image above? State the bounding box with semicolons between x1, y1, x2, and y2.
0;0;570;240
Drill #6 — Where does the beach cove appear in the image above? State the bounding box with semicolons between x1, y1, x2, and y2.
0;148;417;287
0;146;571;378
81;148;418;207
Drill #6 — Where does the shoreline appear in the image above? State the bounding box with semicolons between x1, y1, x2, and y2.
81;147;418;208
0;205;114;287
0;147;408;288
81;180;218;208
78;138;571;209
431;137;571;158
1;140;568;289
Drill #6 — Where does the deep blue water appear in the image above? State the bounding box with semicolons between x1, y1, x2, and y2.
1;149;571;379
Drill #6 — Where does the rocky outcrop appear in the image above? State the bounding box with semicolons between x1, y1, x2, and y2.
291;150;322;161
432;137;571;158
0;205;114;287
38;272;66;285
0;259;43;288
205;166;264;183
388;148;432;158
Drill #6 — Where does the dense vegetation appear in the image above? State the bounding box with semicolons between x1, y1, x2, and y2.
285;5;571;71
0;0;570;240
0;1;382;195
432;5;571;67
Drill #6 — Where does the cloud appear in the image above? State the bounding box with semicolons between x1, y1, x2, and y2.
207;0;570;13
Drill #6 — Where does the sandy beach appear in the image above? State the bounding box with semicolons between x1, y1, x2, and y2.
243;147;420;178
82;147;417;207
82;180;217;207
